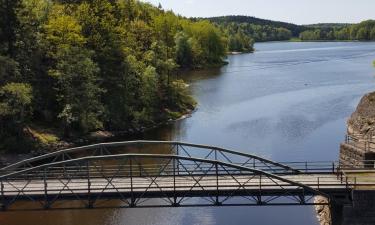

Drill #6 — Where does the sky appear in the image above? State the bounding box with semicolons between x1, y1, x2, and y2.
141;0;375;25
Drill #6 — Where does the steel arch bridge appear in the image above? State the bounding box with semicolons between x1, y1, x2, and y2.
0;154;333;211
0;141;364;211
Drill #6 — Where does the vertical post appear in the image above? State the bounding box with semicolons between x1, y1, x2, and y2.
345;177;348;189
317;177;320;190
332;162;335;173
340;172;343;183
130;157;135;207
215;162;220;206
44;168;49;209
1;179;4;211
87;160;92;208
305;162;308;173
214;149;217;161
258;174;262;205
173;157;177;206
176;145;180;175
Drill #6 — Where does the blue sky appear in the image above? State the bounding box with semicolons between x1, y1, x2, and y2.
141;0;375;25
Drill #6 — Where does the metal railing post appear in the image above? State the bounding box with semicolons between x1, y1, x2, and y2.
44;168;49;209
258;174;262;205
176;145;180;175
1;179;4;211
87;160;92;208
130;157;135;207
340;171;343;183
173;157;177;206
317;177;320;190
215;162;220;205
345;177;348;189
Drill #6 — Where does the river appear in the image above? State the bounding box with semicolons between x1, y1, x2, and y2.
2;42;375;225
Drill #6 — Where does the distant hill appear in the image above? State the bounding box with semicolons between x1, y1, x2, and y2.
195;15;374;42
204;15;306;36
305;23;352;29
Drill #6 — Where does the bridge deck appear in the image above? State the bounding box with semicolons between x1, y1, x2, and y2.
2;174;352;198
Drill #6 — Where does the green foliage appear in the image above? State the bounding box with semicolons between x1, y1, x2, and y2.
1;0;229;150
0;83;33;121
175;32;193;67
300;20;375;41
0;56;21;84
169;79;196;111
183;20;227;65
209;18;293;44
0;0;22;56
207;16;303;37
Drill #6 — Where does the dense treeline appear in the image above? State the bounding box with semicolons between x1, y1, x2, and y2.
221;22;292;43
0;0;228;151
300;20;375;41
208;17;294;45
207;16;304;36
209;16;375;43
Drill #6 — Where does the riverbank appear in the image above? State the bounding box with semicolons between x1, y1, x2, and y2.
0;107;197;166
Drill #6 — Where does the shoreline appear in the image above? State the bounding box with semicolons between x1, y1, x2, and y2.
0;108;197;167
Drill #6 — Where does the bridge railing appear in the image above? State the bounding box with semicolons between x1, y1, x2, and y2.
345;134;375;153
0;154;331;211
0;141;300;175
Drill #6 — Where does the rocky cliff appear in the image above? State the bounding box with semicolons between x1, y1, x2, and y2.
347;91;375;137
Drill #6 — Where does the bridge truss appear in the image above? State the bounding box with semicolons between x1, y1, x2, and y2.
1;141;300;174
0;154;331;211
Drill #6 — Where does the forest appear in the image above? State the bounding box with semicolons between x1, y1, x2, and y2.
211;16;375;43
0;0;233;152
207;16;297;44
1;0;374;153
299;20;375;41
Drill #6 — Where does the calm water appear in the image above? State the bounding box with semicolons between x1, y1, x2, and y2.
2;42;375;225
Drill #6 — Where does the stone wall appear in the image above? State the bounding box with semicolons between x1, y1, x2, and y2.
340;143;375;168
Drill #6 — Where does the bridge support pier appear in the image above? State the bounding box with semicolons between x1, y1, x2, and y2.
322;191;375;225
339;191;375;225
330;203;343;225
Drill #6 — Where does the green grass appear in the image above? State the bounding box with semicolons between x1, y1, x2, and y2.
289;37;302;42
27;125;60;146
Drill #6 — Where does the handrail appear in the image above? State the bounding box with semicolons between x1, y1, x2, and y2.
345;134;375;152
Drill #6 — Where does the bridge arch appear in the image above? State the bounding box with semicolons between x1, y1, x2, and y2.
1;141;300;175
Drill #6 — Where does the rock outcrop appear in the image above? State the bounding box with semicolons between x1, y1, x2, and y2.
341;92;375;168
315;196;332;225
347;91;375;137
